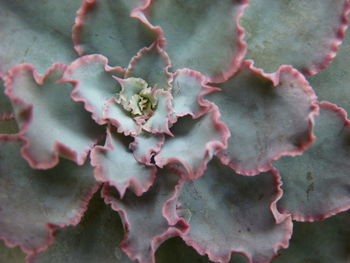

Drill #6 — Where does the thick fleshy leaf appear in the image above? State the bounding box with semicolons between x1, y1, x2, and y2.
130;132;164;164
155;106;229;178
73;0;157;68
272;211;350;263
274;102;350;221
143;90;173;135
0;136;99;253
307;21;350;114
156;237;248;263
241;0;350;75
91;127;157;197
125;43;171;90
171;69;208;119
103;167;183;263
205;61;318;176
5;64;104;169
142;0;247;82
0;0;82;74
28;192;136;263
165;157;292;263
63;55;124;124
0;241;26;263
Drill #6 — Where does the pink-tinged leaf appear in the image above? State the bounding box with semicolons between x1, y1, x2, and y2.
165;157;292;263
0;241;26;263
103;167;184;263
63;55;124;124
274;102;350;221
28;192;137;263
141;0;247;83
307;19;350;114
130;132;164;165
241;0;350;75
171;69;209;119
156;237;248;263
4;64;104;169
0;0;82;74
205;61;318;176
73;0;157;68
143;90;173;135
91;127;157;198
0;136;99;254
154;106;229;179
272;211;350;263
125;43;172;90
104;98;142;136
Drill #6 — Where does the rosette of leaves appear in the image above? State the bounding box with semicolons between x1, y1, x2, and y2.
1;0;350;263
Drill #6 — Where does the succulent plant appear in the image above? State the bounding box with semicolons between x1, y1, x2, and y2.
1;0;350;263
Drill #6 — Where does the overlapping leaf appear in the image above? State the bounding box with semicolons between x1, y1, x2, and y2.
5;64;104;169
274;102;350;221
204;61;318;175
165;157;292;263
103;167;183;263
0;136;98;253
241;0;350;74
142;0;247;82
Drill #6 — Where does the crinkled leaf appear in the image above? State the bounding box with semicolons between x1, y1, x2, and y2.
130;132;164;164
272;211;350;263
155;107;229;178
29;192;136;263
5;64;104;169
63;55;123;124
125;44;171;90
0;137;98;253
307;19;350;114
241;0;350;74
0;79;18;134
91;127;156;197
0;0;82;74
0;241;26;263
205;62;317;176
166;157;291;263
171;69;207;119
103;167;182;263
274;103;350;221
73;0;157;68
143;90;173;135
144;0;246;82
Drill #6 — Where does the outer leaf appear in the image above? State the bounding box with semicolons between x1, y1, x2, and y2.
103;167;184;263
0;78;18;134
274;102;350;221
63;55;124;124
0;0;81;74
0;136;99;254
307;19;350;114
204;61;318;176
5;63;104;169
141;0;247;82
28;192;136;263
91;127;157;197
73;0;157;68
164;157;292;263
241;0;350;75
272;211;350;263
155;106;229;178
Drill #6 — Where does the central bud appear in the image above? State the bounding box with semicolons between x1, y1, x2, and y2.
118;78;157;121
